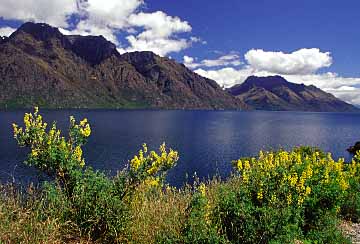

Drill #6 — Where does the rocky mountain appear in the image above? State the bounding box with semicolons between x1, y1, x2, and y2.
0;22;247;109
227;76;359;112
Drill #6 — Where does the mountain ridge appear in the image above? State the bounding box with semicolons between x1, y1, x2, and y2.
0;22;247;110
0;22;357;112
227;75;358;112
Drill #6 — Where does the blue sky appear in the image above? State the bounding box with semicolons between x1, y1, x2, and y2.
0;0;359;104
147;0;360;76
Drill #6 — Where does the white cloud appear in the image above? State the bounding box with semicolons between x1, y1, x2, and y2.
119;11;193;55
195;65;360;105
195;66;256;88
183;53;242;69
0;0;77;28
0;0;199;56
0;27;16;37
325;88;360;106
195;48;360;105
121;36;191;56
245;48;332;75
127;11;191;39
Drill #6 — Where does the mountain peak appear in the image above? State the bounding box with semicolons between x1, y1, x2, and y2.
121;51;160;65
0;22;246;110
244;75;288;88
228;75;359;112
68;35;119;65
12;22;65;41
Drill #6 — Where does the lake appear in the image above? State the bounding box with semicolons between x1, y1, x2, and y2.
0;110;359;187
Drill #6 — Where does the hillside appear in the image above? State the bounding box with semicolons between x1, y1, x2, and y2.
0;22;247;110
227;75;359;112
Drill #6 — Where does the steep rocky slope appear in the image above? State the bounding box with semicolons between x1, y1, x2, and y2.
0;22;246;110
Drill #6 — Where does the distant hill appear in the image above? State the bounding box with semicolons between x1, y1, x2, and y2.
0;22;247;110
227;75;359;112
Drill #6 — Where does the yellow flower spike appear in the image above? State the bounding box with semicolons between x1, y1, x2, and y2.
287;194;292;205
34;106;39;114
80;118;88;126
257;189;263;201
142;143;148;154
237;159;243;171
130;155;141;170
160;143;166;153
73;146;83;162
146;178;160;187
31;149;39;157
80;159;85;168
298;196;304;206
270;194;277;204
198;183;206;197
244;160;250;170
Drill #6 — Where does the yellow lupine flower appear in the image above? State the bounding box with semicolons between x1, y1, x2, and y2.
199;183;206;197
257;189;263;201
298;196;304;206
80;159;85;167
244;160;250;170
74;146;83;162
287;194;292;205
80;118;88;126
31;149;39;157
130;155;141;170
142;143;148;153
237;159;243;170
270;194;277;204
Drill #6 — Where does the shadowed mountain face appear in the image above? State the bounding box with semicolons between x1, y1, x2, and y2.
227;76;359;112
0;22;247;109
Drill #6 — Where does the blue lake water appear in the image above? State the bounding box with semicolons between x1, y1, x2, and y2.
0;110;359;187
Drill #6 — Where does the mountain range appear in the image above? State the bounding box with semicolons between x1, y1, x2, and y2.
227;76;358;112
0;22;357;112
0;22;246;109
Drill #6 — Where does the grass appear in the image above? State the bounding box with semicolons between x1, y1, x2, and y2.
0;173;357;244
2;109;359;243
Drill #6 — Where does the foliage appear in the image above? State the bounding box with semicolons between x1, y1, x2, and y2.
216;146;358;243
183;183;225;244
1;108;359;243
10;108;179;242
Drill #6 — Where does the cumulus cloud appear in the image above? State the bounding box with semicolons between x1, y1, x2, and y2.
196;65;360;105
245;48;332;75
127;11;191;39
183;53;242;69
118;11;193;55
0;27;16;37
122;36;191;56
0;0;77;28
0;0;199;56
194;48;360;105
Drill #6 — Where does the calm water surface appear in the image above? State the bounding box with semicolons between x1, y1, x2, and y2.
0;110;359;186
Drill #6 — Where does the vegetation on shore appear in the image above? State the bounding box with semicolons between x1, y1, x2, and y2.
1;108;360;243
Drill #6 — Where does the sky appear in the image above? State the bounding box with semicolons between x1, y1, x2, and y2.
0;0;359;105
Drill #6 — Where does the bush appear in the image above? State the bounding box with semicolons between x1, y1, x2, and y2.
183;183;225;244
211;146;358;243
11;108;179;242
4;108;360;243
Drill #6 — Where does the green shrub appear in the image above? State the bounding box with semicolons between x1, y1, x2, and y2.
183;183;226;244
11;108;179;242
4;108;360;243
212;146;360;243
